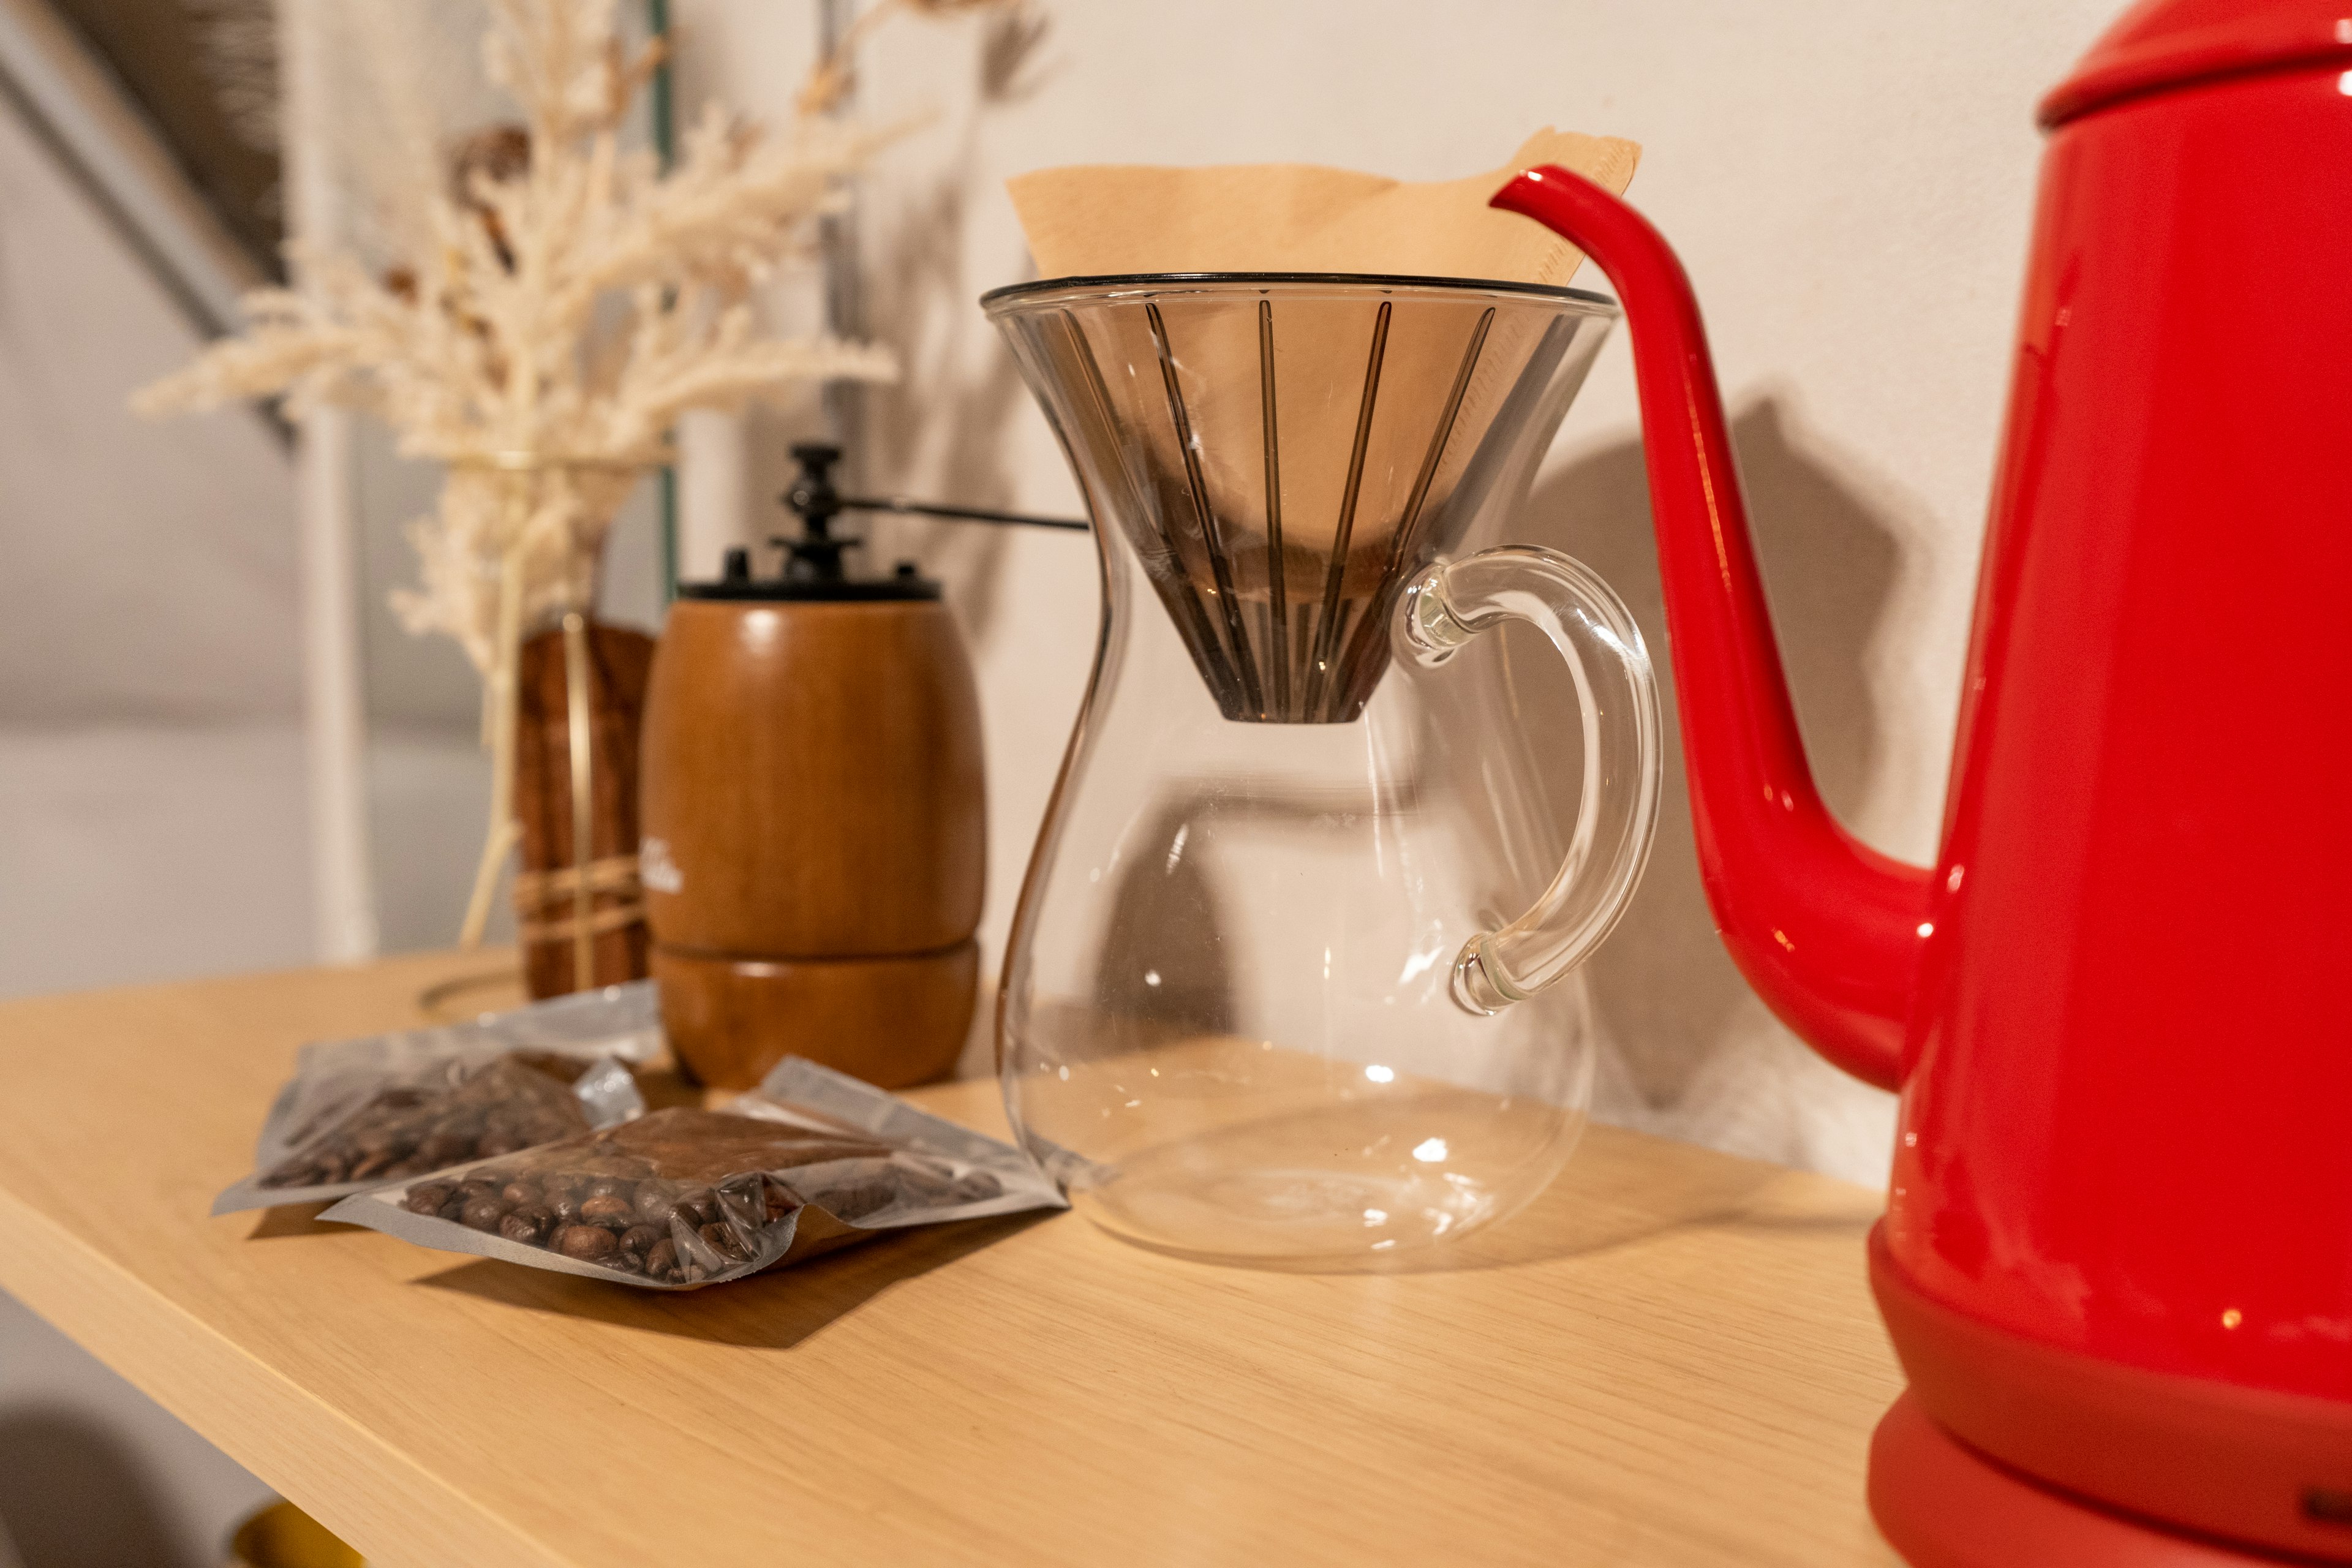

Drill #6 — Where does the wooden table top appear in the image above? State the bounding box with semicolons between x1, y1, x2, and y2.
0;952;1903;1567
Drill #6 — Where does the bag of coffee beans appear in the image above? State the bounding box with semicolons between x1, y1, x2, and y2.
213;982;662;1215
320;1057;1065;1288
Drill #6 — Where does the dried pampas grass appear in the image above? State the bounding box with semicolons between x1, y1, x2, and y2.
137;0;907;670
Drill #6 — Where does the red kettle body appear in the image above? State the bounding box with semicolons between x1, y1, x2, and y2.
1498;2;2352;1560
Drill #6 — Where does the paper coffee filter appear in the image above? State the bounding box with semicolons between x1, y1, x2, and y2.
1004;131;1638;543
1005;129;1638;284
996;132;1637;722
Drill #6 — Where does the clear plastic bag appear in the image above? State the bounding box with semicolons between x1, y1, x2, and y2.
212;982;662;1215
321;1057;1065;1288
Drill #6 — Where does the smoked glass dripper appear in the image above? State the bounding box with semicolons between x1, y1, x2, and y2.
986;274;1660;1265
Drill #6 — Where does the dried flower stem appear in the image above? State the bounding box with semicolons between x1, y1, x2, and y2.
139;0;905;676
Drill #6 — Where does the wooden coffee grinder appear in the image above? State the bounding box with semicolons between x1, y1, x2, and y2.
638;444;1082;1089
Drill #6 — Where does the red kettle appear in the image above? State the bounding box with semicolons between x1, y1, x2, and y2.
1497;2;2352;1562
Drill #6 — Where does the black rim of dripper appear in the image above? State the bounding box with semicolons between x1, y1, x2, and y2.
980;271;1619;309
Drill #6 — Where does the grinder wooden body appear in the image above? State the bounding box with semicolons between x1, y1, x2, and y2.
638;587;984;1088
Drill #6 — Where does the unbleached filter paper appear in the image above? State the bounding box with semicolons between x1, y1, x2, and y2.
1005;129;1638;285
995;132;1640;720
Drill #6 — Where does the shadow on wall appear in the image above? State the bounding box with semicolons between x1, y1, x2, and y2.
0;1408;198;1568
1520;392;1910;1121
964;382;1915;1160
1088;798;1236;1036
853;7;1060;645
861;173;1028;645
728;15;1053;634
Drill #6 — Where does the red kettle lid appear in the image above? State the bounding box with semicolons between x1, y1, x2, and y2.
2041;0;2352;125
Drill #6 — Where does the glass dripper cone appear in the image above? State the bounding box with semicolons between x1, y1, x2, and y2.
985;273;1617;722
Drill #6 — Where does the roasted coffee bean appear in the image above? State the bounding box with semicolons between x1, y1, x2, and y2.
555;1224;617;1261
499;1205;553;1243
415;1131;474;1167
437;1193;472;1221
618;1224;662;1256
633;1185;678;1224
585;1177;633;1201
815;1179;892;1224
605;1250;646;1275
257;1052;598;1190
578;1194;635;1226
460;1197;510;1232
498;1180;540;1207
698;1221;749;1262
714;1182;764;1226
644;1238;679;1278
549;1189;589;1224
676;1188;718;1227
404;1183;454;1216
508;1050;588;1085
960;1172;1003;1204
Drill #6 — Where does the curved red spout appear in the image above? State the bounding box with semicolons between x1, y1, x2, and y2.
1494;165;1931;1091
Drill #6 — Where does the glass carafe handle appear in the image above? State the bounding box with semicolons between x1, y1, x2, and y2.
1400;546;1664;1014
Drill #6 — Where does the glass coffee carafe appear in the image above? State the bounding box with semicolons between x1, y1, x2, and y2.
985;274;1660;1265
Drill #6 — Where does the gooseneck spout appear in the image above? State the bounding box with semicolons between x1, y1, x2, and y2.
1493;165;1931;1092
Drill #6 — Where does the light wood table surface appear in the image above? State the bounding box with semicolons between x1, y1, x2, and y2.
0;952;1904;1567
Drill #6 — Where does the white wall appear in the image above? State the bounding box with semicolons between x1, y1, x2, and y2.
0;42;310;998
0;55;292;1568
0;80;297;730
674;0;2122;1184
